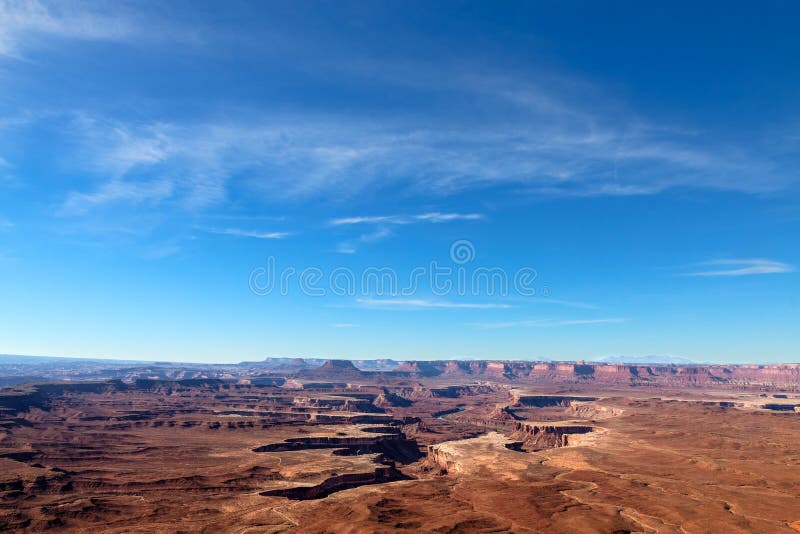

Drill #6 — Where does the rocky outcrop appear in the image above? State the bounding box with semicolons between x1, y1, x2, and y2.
426;444;460;473
508;422;593;450
488;405;521;423
296;360;374;380
7;356;800;391
331;361;800;390
569;404;623;419
373;392;413;408
513;394;597;407
393;361;444;377
0;381;126;413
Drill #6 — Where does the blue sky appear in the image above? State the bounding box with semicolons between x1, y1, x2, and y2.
0;0;798;363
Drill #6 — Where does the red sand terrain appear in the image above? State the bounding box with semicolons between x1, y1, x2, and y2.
2;360;800;532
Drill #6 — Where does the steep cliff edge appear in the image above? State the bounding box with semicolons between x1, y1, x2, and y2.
507;421;593;451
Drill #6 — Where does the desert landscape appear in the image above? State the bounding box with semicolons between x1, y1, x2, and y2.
2;358;800;533
3;1;799;532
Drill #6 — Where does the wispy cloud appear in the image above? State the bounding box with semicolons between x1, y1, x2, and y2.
525;297;599;310
687;259;794;277
0;0;130;57
2;11;792;234
0;217;13;230
358;226;393;243
330;212;483;253
58;117;390;215
201;227;291;240
330;212;485;226
49;72;796;221
3;2;796;217
333;323;359;328
474;317;626;329
335;243;357;254
57;108;791;222
334;225;395;254
324;60;795;197
330;216;402;226
0;0;198;58
356;297;512;310
60;177;174;216
202;214;288;222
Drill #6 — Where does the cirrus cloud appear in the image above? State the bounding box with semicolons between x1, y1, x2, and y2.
473;317;626;329
356;297;512;310
687;259;795;277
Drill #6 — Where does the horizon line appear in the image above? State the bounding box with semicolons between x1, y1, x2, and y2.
2;353;799;367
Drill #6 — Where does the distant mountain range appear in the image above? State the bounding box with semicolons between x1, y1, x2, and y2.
0;353;764;368
593;355;698;365
0;354;172;366
244;357;402;371
4;354;800;390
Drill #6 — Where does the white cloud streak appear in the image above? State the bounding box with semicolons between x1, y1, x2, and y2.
331;212;481;253
335;243;357;254
57;107;789;219
330;212;484;226
0;0;198;58
474;318;626;329
334;225;394;254
356;298;512;310
201;227;291;240
60;176;174;215
3;10;791;218
0;0;129;57
688;259;794;277
523;297;599;310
